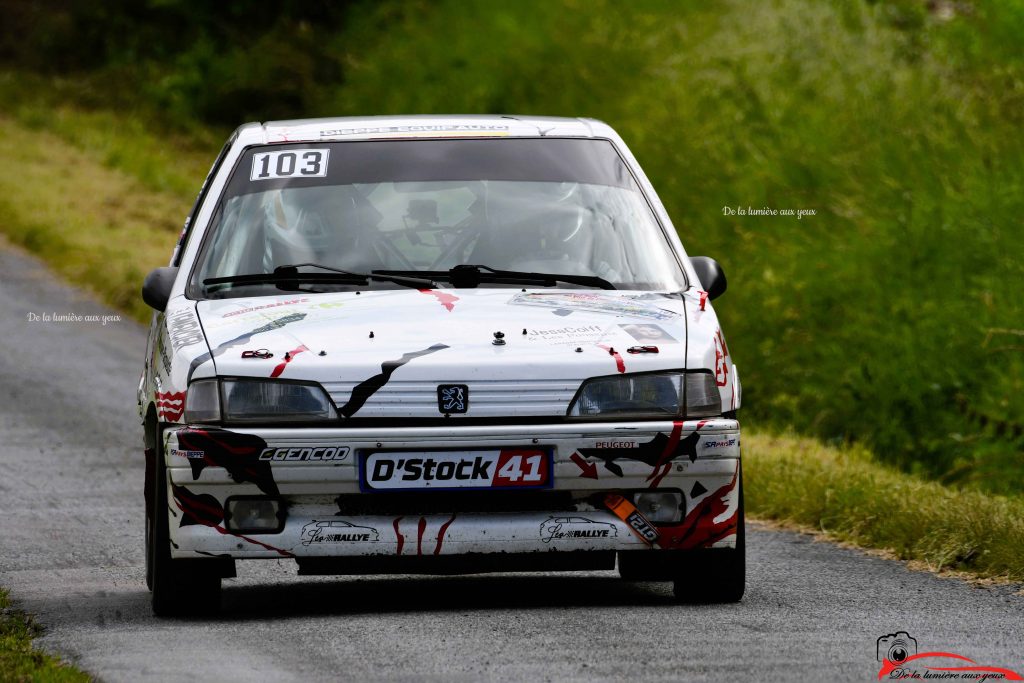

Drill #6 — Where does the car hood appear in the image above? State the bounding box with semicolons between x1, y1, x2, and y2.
196;288;690;378
167;286;741;419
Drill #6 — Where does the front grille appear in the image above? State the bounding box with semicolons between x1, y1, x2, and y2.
322;379;580;418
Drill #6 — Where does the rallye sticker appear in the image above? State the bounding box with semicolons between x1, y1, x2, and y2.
362;449;551;491
300;520;379;545
540;516;619;544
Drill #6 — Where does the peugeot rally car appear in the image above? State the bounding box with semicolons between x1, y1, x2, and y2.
138;115;743;616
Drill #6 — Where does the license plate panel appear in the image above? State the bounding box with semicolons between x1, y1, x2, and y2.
360;448;553;491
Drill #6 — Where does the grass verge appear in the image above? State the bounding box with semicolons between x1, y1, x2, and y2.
746;432;1024;582
0;589;90;682
0;114;190;322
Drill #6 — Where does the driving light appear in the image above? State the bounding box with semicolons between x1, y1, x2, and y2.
222;379;337;423
633;491;683;523
567;371;721;418
225;497;284;533
185;378;221;423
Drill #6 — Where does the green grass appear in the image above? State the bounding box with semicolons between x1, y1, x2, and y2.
0;589;90;683
0;114;193;322
746;432;1024;580
0;71;221;202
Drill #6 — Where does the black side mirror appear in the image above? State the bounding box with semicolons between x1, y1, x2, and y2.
689;256;727;300
142;267;179;311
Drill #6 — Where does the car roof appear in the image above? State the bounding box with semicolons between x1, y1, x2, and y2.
235;115;616;145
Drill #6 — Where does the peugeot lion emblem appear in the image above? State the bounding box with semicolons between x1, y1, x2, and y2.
437;384;469;414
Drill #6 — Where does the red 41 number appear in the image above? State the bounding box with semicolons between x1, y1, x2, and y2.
493;451;548;487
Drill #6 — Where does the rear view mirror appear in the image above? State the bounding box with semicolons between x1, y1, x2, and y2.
689;256;727;300
142;267;179;311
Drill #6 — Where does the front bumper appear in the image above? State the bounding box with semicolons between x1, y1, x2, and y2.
162;419;741;560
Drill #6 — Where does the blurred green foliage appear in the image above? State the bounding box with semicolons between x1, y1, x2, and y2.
1;0;1022;492
0;0;353;125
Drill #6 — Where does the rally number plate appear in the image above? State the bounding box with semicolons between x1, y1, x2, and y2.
361;449;552;491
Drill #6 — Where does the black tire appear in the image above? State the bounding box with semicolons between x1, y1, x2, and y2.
148;426;221;617
672;466;745;604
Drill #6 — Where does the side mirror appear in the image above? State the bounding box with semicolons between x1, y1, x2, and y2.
142;267;179;312
689;256;727;300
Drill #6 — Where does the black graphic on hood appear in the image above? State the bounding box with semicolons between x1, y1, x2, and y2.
576;430;700;476
187;312;308;381
171;483;224;528
176;427;278;496
339;343;450;418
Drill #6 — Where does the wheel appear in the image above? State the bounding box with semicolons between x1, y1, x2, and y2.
147;428;222;617
672;467;745;603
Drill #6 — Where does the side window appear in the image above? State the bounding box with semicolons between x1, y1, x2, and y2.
172;138;234;266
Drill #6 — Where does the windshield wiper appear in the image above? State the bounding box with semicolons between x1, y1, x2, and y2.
373;264;616;290
204;263;438;291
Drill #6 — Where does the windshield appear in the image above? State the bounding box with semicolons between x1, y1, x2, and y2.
190;138;686;298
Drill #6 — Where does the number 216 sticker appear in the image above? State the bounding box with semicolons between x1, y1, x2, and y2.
250;149;330;181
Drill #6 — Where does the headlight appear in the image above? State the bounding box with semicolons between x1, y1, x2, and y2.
567;371;721;419
184;378;337;424
222;378;337;423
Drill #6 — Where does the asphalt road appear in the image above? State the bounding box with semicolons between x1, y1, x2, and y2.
1;240;1022;683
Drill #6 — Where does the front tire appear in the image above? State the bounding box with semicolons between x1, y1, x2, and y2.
147;430;221;617
672;467;745;603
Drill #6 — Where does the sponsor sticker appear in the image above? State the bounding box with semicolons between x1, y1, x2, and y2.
170;448;205;460
259;446;350;462
619;323;679;343
604;493;660;546
166;308;204;350
594;440;637;449
319;124;509;138
509;292;679;321
363;449;551;490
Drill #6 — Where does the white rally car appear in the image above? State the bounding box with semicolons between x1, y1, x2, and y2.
139;115;743;616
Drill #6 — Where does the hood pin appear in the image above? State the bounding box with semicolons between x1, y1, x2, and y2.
575;347;583;353
369;331;375;339
627;345;659;354
493;331;506;346
318;350;327;356
522;328;527;335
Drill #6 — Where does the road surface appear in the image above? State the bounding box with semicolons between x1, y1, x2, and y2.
0;241;1021;682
